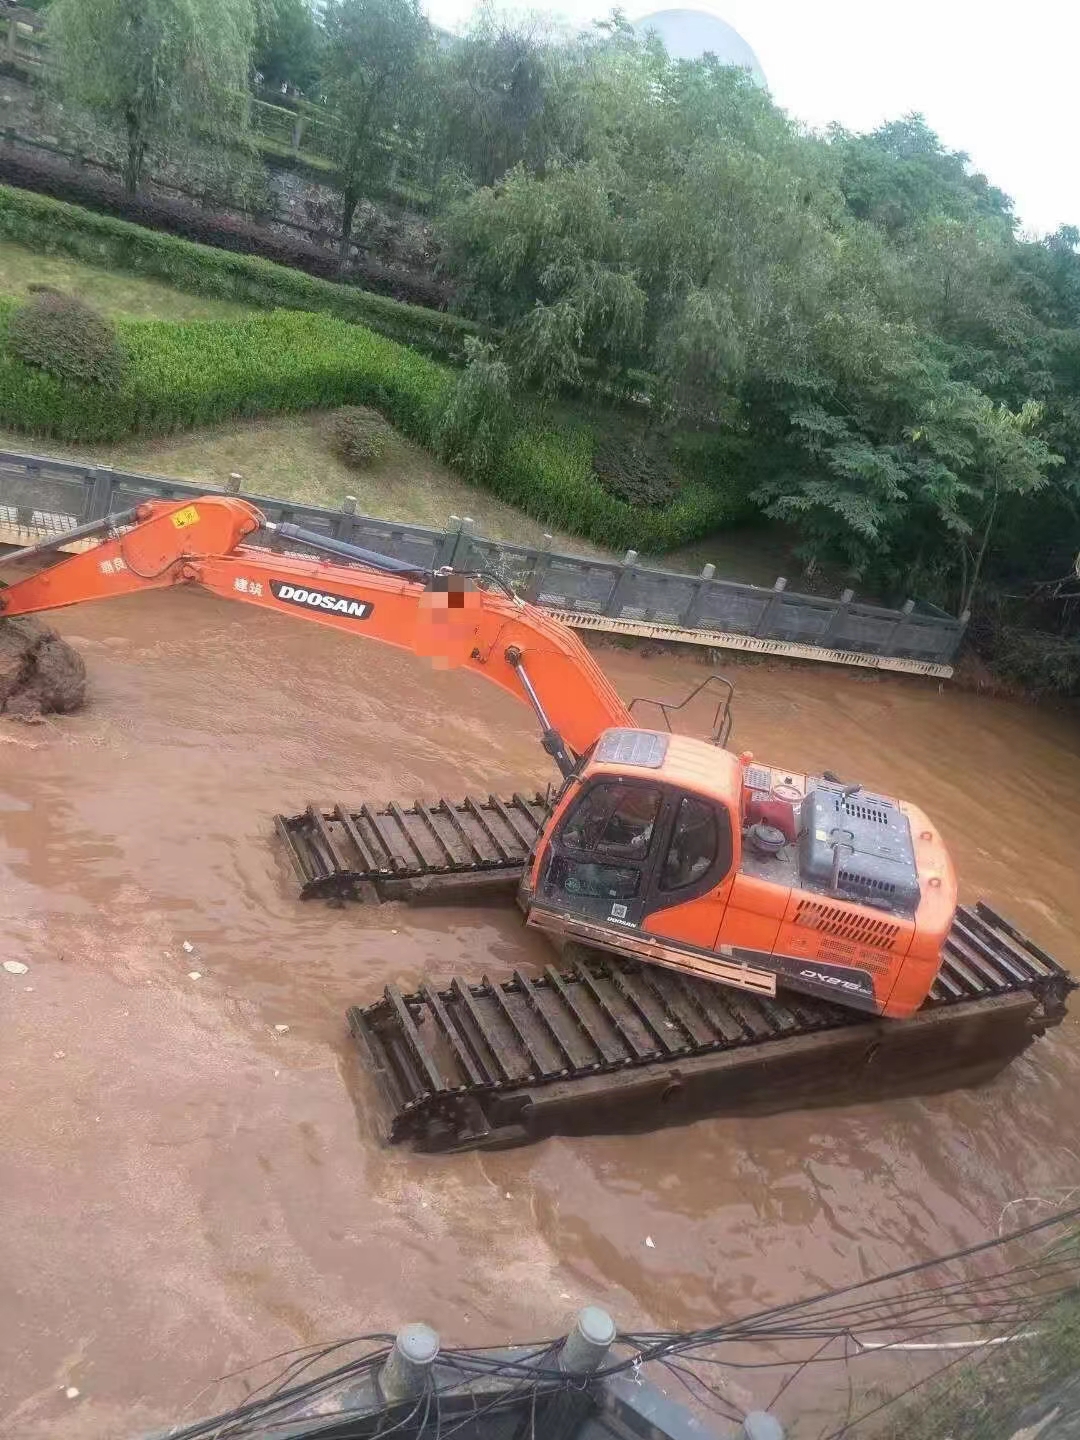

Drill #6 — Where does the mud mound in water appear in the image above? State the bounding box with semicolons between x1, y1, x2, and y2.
0;617;86;719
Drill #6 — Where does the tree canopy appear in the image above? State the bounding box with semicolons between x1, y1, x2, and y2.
254;0;322;94
439;39;1080;627
33;1;1080;687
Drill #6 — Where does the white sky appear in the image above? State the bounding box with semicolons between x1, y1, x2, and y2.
422;0;1079;237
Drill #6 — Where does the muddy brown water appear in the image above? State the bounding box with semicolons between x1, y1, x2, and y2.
1;589;1079;1439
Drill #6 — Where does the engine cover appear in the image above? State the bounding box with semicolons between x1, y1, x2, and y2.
798;783;921;917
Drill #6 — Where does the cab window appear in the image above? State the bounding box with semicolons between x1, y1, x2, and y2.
561;783;663;861
659;796;722;891
548;855;642;900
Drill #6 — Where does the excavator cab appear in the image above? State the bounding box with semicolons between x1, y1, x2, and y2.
525;728;748;970
524;727;958;1019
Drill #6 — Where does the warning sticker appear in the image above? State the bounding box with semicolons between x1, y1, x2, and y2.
171;505;200;529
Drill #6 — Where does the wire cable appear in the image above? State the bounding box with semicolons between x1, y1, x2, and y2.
161;1203;1080;1440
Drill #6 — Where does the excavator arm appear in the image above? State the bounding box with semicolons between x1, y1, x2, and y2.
0;495;632;765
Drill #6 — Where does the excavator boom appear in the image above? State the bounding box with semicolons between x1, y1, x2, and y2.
0;495;632;762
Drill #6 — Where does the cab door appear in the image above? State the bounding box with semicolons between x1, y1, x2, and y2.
642;793;736;949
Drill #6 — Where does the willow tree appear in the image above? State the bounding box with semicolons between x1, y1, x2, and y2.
322;0;430;265
48;0;256;193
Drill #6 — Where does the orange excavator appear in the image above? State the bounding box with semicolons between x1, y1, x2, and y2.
0;492;957;1022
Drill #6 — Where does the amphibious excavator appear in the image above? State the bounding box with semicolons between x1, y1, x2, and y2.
0;494;1072;1151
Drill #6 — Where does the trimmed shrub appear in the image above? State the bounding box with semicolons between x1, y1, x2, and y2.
503;424;731;552
0;182;476;360
329;406;394;467
8;291;125;388
0;302;452;444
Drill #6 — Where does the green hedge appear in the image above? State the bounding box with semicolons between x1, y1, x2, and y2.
501;425;732;552
0;185;476;360
0;302;453;441
0;301;733;552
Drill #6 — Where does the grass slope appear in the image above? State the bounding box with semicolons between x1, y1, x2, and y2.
0;239;251;322
0;413;606;554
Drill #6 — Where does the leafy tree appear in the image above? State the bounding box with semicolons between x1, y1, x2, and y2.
434;337;514;474
254;0;322;94
47;0;256;194
832;115;1015;237
444;161;646;392
322;0;430;264
442;37;1071;611
427;10;600;190
444;52;839;405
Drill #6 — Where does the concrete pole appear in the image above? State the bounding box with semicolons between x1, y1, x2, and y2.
378;1323;440;1402
558;1305;617;1375
742;1411;785;1440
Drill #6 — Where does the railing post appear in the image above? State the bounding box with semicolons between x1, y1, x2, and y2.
334;493;358;541
819;587;855;649
87;465;115;521
945;608;971;663
755;577;787;638
884;597;916;657
681;561;715;629
431;516;457;571
7;19;17;63
433;514;474;570
378;1323;439;1403
291;115;306;154
603;549;638;618
448;515;475;571
524;533;554;603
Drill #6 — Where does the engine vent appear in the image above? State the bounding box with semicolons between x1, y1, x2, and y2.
795;899;901;950
837;869;895;900
839;799;890;825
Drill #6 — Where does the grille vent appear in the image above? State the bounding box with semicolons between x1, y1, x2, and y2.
837;799;890;825
837;869;896;899
795;898;901;950
817;939;892;976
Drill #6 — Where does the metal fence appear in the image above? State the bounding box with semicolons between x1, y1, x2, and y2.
0;447;967;672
